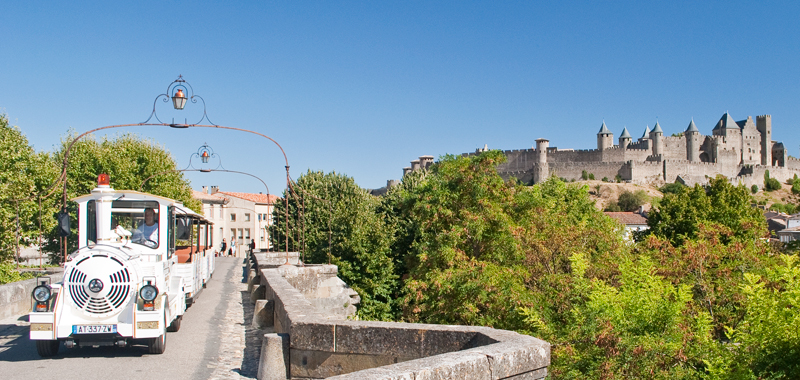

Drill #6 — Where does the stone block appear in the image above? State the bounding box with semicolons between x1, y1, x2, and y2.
290;321;335;351
257;333;290;380
502;367;547;380
250;284;266;304
465;336;550;379
252;299;274;329
334;322;425;357
326;351;491;380
290;349;403;379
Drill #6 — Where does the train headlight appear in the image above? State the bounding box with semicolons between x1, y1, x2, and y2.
32;285;51;303
140;285;158;302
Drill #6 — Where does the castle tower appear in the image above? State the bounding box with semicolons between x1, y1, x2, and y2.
419;155;434;169
597;122;613;151
684;119;700;162
534;138;550;183
638;125;652;151
618;127;632;150
713;112;742;164
772;142;787;167
650;121;664;157
757;115;772;166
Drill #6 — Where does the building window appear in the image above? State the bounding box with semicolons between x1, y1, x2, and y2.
245;213;251;222
230;213;236;222
260;229;265;241
238;228;244;242
231;229;236;244
245;228;251;241
258;214;262;221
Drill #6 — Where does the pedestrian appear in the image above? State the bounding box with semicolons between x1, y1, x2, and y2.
219;238;227;258
250;239;256;253
230;242;237;257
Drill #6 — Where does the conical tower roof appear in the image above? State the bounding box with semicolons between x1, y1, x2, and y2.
598;121;611;134
685;119;699;133
619;127;631;139
652;121;663;134
641;125;651;139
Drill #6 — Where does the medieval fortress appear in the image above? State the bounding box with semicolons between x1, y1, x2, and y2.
447;112;799;187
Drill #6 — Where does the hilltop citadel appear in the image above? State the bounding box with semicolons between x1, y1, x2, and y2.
420;112;800;187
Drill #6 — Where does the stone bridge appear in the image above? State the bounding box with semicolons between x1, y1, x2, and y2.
245;251;551;380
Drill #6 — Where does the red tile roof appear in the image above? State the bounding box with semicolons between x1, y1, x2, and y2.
605;212;648;225
218;191;280;204
192;190;226;202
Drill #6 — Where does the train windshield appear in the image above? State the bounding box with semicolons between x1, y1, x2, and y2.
111;200;160;248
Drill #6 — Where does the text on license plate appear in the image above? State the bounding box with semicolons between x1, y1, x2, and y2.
73;325;117;334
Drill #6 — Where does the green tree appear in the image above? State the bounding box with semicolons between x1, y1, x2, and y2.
270;170;398;320
616;189;648;212
0;115;58;262
397;151;624;331
644;176;766;246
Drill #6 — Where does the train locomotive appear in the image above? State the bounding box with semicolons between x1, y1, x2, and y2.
29;174;216;356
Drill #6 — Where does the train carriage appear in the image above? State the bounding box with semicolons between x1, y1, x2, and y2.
29;174;215;357
173;205;216;306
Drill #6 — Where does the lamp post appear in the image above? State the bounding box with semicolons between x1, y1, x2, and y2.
48;76;295;262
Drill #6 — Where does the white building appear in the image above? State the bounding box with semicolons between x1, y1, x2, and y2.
193;186;279;256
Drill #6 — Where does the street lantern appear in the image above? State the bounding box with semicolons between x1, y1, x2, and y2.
172;88;187;110
201;150;209;163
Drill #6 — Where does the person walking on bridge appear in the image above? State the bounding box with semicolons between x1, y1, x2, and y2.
219;238;227;258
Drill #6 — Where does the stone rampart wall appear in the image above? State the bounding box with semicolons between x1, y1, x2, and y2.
629;161;663;184
248;252;550;379
548;162;625;181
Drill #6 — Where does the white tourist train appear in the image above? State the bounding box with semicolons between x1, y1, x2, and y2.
29;174;217;356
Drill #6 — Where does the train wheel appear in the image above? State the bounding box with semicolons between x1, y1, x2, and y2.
148;314;167;354
167;316;182;332
36;340;60;357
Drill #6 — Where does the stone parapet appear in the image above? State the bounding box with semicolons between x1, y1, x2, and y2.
249;252;550;379
0;270;64;321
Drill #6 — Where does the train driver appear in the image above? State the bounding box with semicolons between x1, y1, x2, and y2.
133;207;159;246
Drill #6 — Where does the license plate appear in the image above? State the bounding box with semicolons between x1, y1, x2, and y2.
72;325;117;334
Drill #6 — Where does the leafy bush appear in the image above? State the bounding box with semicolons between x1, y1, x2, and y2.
765;177;782;192
581;170;589;180
615;174;622;183
0;262;36;285
709;255;800;378
588;173;595;180
751;184;759;194
660;182;685;195
793;180;800;195
601;177;609;182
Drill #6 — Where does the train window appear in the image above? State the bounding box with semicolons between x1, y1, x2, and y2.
111;200;160;249
168;206;175;258
86;200;97;245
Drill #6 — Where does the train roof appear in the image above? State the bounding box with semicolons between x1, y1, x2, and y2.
72;187;178;205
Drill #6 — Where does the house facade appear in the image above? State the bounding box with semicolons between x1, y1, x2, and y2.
193;186;278;256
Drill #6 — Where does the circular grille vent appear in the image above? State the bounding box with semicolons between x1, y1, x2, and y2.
66;254;134;317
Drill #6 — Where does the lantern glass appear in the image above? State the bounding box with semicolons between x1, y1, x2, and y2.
172;95;187;110
201;153;209;164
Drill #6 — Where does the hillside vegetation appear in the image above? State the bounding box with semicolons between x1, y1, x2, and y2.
272;151;800;379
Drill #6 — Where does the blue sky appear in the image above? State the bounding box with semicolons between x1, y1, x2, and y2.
2;1;799;195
